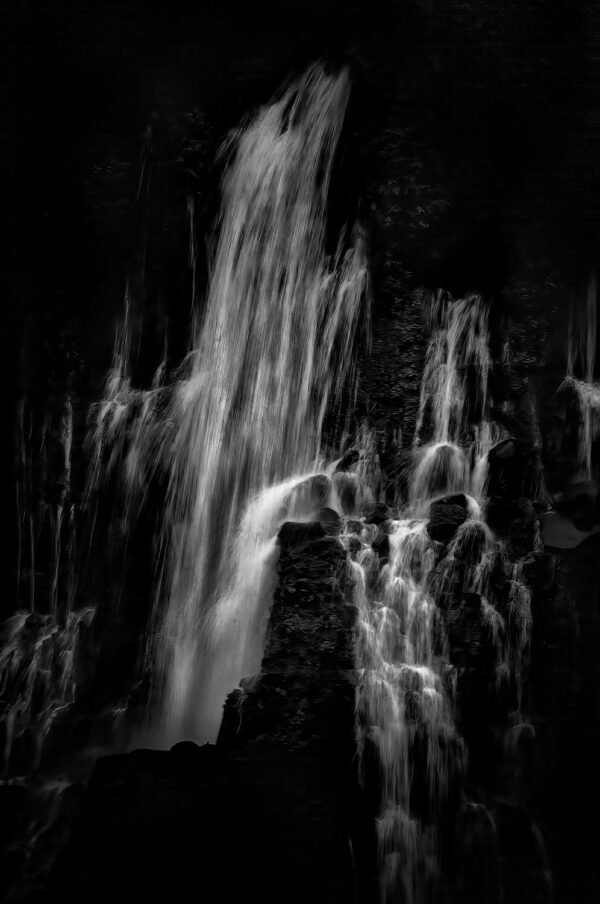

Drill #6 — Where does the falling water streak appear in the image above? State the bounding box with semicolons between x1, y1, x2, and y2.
85;280;168;550
188;195;197;314
506;560;533;717
15;398;26;600
50;397;73;613
414;292;491;448
149;64;367;744
27;408;35;612
585;272;597;384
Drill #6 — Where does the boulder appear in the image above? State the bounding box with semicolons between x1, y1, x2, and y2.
487;439;528;499
332;471;357;514
317;507;342;535
540;511;600;549
427;493;469;544
364;502;392;526
278;521;326;550
288;474;331;515
334;449;359;472
372;527;390;561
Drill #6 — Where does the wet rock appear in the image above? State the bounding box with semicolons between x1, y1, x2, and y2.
288;474;331;513
217;688;245;748
447;595;496;672
346;519;363;535
0;784;29;850
427;493;469;544
334;448;359;472
364;502;392;525
491;803;552;904
487;439;527;499
491;439;518;460
277;521;325;549
372;527;390;561
170;740;214;767
540;511;600;549
552;480;600;530
347;536;362;557
453;802;502;904
332;471;357;514
317;507;342;535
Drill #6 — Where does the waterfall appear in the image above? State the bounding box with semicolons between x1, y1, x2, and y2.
149;64;367;743
414;291;490;448
350;294;533;903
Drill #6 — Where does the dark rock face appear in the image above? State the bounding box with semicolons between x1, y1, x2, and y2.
371;526;390;561
277;520;326;549
287;474;331;513
34;524;359;904
540;510;600;549
530;536;600;904
364;502;392;526
317;506;343;535
334;448;360;472
333;471;358;514
427;493;469;544
487;439;540;503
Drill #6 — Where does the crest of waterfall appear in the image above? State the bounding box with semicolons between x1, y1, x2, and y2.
350;293;533;903
561;273;600;478
151;64;367;743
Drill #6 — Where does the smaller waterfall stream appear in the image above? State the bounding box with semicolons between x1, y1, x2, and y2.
348;294;534;903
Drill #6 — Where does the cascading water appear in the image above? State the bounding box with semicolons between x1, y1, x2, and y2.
348;293;536;903
145;64;367;743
